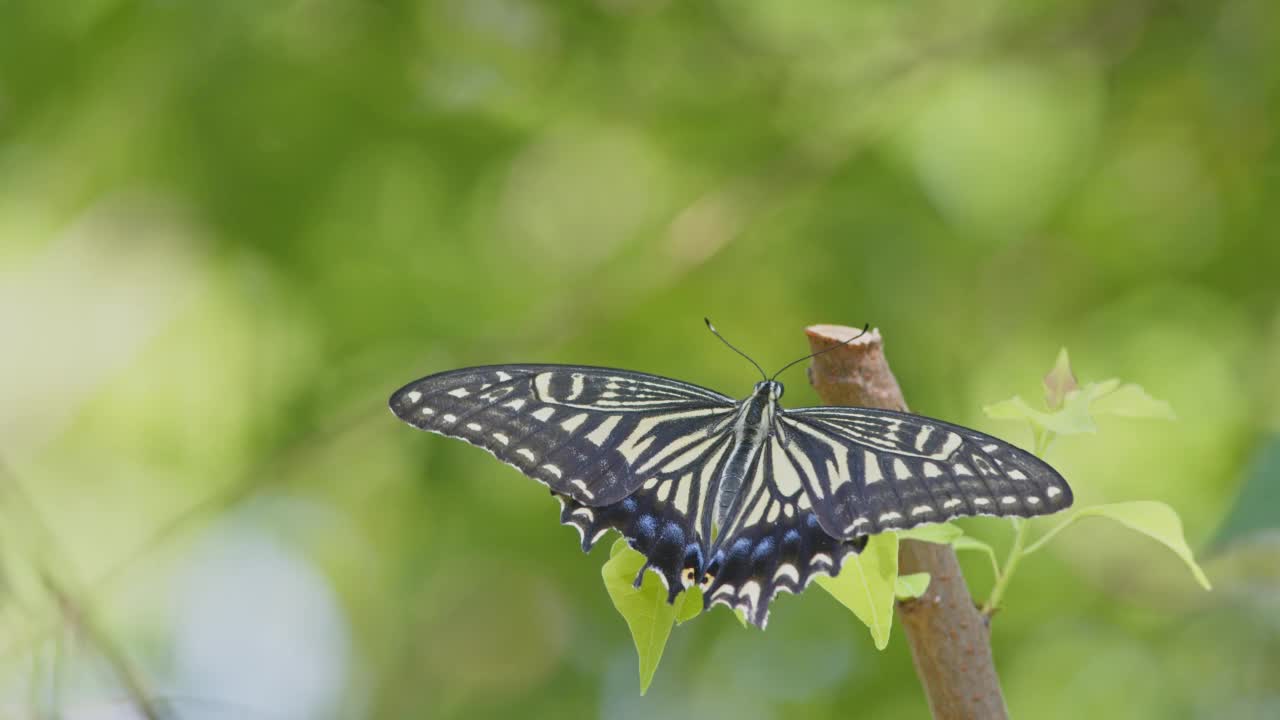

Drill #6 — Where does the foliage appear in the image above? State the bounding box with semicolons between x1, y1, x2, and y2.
2;1;1271;715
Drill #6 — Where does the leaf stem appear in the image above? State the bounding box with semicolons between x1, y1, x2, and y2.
981;428;1054;617
982;518;1028;617
1020;517;1074;556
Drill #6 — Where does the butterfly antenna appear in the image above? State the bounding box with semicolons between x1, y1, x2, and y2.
704;318;767;380
770;324;871;381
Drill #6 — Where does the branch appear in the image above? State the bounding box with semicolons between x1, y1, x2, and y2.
805;324;1008;720
0;457;163;720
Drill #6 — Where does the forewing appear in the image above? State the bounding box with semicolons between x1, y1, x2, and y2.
700;434;867;628
389;364;736;506
781;407;1073;538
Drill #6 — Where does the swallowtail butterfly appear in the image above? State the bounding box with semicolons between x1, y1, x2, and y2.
390;326;1072;628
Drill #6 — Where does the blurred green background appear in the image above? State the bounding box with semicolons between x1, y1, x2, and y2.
2;0;1278;718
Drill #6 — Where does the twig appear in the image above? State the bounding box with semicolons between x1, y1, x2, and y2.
41;572;164;720
805;324;1008;720
0;457;163;720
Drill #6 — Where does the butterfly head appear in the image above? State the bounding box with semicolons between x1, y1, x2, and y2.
754;380;784;401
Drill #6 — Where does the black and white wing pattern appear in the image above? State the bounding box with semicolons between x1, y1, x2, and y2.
699;432;869;627
389;365;737;594
694;407;1071;627
391;364;1074;631
780;407;1073;538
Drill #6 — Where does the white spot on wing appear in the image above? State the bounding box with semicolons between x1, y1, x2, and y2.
844;517;869;533
1008;469;1028;480
516;448;536;462
942;499;962;509
923;462;942;478
654;433;718;474
533;372;554;401
893;459;912;479
914;425;934;451
937;433;963;459
953;464;973;476
657;480;672;502
911;505;933;516
774;564;799;584
1001;495;1017;505
864;451;883;485
492;432;509;445
442;414;457;423
531;407;555;422
586;416;622;447
406;391;422;403
420;407;435;416
495;371;512;382
542;464;563;478
571;479;594;499
466;423;481;431
617;433;655;463
448;388;470;398
560;413;588;432
1047;487;1062;498
743;489;770;527
1027;496;1042;505
566;373;585;401
879;511;902;523
673;473;693;512
973;497;991;506
770;442;803;496
503;399;526;411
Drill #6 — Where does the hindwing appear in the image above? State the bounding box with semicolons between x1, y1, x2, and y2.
699;433;867;627
559;431;734;597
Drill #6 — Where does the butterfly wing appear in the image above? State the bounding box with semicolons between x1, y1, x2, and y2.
780;407;1073;538
700;432;867;628
700;407;1072;628
390;364;738;595
558;429;735;597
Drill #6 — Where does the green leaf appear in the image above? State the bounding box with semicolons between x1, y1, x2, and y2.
674;586;704;625
952;535;1000;578
1088;383;1176;420
1080;377;1122;402
983;394;1097;435
602;540;680;694
1025;501;1211;590
816;533;898;649
895;572;932;600
982;394;1037;422
609;536;628;558
1043;348;1078;410
897;522;964;545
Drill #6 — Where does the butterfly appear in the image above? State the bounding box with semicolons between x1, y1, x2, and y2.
389;324;1072;628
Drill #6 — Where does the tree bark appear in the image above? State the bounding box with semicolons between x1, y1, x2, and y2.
805;324;1009;720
